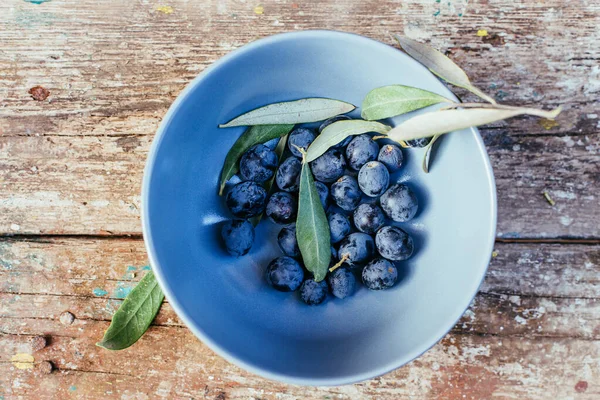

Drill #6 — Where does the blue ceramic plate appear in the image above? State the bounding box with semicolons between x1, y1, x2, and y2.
142;31;497;386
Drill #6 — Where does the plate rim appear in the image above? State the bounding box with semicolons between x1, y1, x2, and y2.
141;29;498;386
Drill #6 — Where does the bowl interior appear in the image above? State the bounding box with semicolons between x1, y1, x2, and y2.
143;31;496;385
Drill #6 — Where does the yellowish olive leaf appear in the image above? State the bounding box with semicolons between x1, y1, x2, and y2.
388;107;561;143
394;35;497;104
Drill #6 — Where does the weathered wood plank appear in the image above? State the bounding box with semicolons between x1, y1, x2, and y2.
1;0;599;238
0;0;598;137
2;239;598;299
1;236;597;300
1;328;598;399
1;132;598;237
2;0;600;398
485;131;599;239
1;238;599;340
482;242;600;298
2;288;599;341
0;135;147;236
0;238;598;398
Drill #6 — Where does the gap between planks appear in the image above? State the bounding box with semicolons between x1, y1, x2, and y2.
0;315;598;342
2;234;599;244
3;287;600;303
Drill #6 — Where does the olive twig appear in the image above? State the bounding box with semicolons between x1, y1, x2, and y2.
329;254;350;273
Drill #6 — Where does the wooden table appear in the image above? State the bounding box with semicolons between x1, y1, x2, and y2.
1;0;599;398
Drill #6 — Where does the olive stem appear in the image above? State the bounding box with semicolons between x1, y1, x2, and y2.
292;144;308;163
329;254;349;273
440;102;562;119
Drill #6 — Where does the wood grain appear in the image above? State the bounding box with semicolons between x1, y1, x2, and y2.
1;132;598;238
1;0;598;239
1;238;599;398
1;332;598;399
1;0;599;398
0;0;598;135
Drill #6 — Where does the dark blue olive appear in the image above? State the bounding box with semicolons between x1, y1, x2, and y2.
265;256;304;292
377;144;404;172
277;225;300;257
330;175;361;211
319;114;351;133
380;183;419;222
266;192;297;225
327;212;352;244
299;278;328;305
239;144;278;182
362;258;398;290
288;128;316;157
327;267;356;299
335;136;353;149
276;156;302;192
220;219;255;256
263;137;280;150
406;137;432;148
310;148;346;183
225;181;267;218
375;225;414;261
337;232;375;265
319;115;353;149
358;161;390;197
346;134;379;171
353;203;385;234
314;181;329;210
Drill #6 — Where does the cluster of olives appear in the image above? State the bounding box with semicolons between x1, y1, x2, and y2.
220;115;426;305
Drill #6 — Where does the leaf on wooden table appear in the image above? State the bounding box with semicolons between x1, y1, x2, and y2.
296;150;331;282
218;124;294;195
219;98;355;127
306;120;391;162
387;106;561;143
394;35;497;104
250;134;289;226
361;85;453;120
96;270;164;351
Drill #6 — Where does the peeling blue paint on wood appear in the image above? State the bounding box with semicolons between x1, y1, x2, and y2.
92;288;108;296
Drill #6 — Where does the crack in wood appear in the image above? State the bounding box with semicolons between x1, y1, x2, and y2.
0;234;145;241
0;315;187;329
0;290;163;302
4;287;600;302
495;238;600;245
478;290;600;302
0;362;138;377
2;235;599;243
450;330;600;342
0;330;77;339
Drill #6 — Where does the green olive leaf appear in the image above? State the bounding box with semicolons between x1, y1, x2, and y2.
394;35;497;104
219;98;355;127
361;85;453;120
306;120;391;162
218;124;294;195
387;106;561;143
96;270;164;351
250;134;289;226
296;151;331;282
